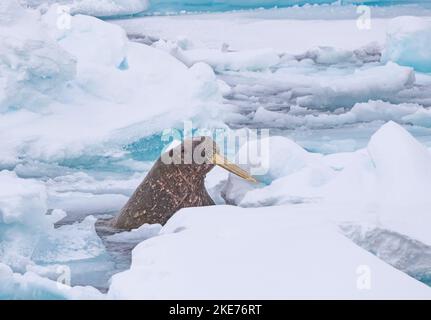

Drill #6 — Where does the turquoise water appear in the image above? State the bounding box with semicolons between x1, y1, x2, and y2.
101;0;431;18
144;0;431;15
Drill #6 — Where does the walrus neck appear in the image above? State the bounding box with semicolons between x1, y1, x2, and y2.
173;166;205;190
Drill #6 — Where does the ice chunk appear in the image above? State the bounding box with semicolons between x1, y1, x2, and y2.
382;16;431;73
31;216;106;263
106;223;162;242
108;205;431;299
0;263;103;299
42;9;128;69
297;46;355;65
296;62;415;109
403;108;431;127
47;192;128;217
0;171;47;226
21;0;149;17
0;4;225;165
253;100;429;129
0;2;76;112
342;224;431;284
367;121;431;206
222;136;324;205
179;48;281;72
154;39;280;72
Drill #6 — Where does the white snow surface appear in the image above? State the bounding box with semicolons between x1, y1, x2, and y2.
108;204;431;299
221;122;431;246
0;3;226;166
113;6;431;53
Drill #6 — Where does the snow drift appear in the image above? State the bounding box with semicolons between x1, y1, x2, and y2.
108;204;431;299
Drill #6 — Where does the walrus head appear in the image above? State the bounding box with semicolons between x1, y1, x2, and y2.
111;136;256;230
161;136;257;183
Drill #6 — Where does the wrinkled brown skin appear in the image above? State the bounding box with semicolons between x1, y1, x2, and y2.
112;138;216;230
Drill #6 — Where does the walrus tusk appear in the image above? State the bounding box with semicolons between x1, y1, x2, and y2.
212;153;258;183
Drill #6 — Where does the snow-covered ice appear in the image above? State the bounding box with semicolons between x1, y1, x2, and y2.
3;1;431;299
108;205;431;299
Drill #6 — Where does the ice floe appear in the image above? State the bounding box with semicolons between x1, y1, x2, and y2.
21;0;149;17
221;122;431;245
0;262;103;299
108;205;431;299
0;3;226;167
3;1;431;299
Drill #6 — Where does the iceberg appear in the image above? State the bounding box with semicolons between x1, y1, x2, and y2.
382;16;431;73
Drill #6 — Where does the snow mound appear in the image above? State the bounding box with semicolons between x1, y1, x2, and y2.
368;120;431;206
222;135;326;205
382;16;431;73
296;62;415;109
0;3;225;165
0;263;103;299
219;122;431;246
181;48;281;72
108;205;431;299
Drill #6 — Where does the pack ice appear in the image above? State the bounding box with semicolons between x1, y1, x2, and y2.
2;2;431;299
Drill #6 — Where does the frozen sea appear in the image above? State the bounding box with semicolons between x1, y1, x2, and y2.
2;1;431;298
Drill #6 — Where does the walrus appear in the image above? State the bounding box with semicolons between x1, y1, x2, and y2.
112;136;256;230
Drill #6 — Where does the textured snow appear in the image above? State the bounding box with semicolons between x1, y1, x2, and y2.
108;205;431;299
222;122;431;245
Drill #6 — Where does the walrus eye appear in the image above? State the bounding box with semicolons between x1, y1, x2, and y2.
201;150;206;158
